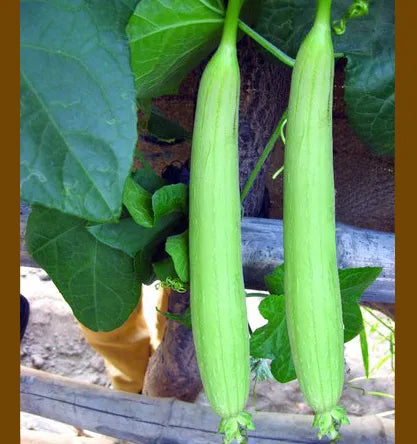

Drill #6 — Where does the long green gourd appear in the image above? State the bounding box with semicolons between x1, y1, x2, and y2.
283;0;349;440
189;0;254;442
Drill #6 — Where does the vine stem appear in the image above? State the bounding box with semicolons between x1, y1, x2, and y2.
315;0;333;26
245;292;268;298
238;19;344;67
241;110;288;203
221;0;244;47
238;20;295;67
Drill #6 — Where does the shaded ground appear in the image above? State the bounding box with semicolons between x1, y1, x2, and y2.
20;267;394;442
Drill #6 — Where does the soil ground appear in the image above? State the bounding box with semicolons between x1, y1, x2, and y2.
20;267;394;443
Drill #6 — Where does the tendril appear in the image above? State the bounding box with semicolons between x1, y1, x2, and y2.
332;0;369;36
160;277;187;293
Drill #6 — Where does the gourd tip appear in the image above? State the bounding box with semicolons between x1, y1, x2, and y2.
218;411;255;444
313;406;350;442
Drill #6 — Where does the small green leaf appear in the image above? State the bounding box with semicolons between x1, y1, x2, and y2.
250;297;281;360
264;263;284;296
342;301;363;343
134;249;155;286
156;306;192;329
132;168;166;194
250;295;296;383
147;107;191;143
87;213;182;258
339;267;383;342
152;183;188;222
26;206;139;332
153;257;179;282
338;267;383;301
123;177;154;228
166;230;189;283
270;352;296;384
131;213;185;286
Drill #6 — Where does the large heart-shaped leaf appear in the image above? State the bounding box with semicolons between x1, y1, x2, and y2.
127;0;225;99
26;206;140;332
255;0;394;156
20;0;138;222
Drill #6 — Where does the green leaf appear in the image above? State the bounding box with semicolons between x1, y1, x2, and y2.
26;206;139;332
152;183;189;222
338;267;383;301
255;0;394;156
339;266;383;342
342;299;363;343
87;213;182;258
123;177;154;228
133;213;186;286
359;327;370;378
333;1;394;157
126;0;225;99
165;230;189;283
250;265;382;383
134;249;155;286
153;257;179;282
156;306;192;329
255;0;314;58
132;167;167;194
270;351;296;384
344;49;394;157
147;107;191;143
264;263;284;296
20;0;138;222
250;295;296;383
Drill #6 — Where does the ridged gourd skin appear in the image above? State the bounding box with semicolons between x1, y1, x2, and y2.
189;40;250;421
283;14;348;439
